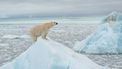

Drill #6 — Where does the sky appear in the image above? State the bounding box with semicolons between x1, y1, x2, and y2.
0;0;122;17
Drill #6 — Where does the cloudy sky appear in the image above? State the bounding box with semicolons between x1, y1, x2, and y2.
0;0;122;17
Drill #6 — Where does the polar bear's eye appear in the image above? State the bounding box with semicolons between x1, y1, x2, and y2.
54;22;58;25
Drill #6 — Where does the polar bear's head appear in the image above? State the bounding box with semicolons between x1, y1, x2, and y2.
44;21;58;29
48;21;58;27
51;21;58;25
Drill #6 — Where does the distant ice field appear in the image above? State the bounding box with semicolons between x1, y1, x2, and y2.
0;17;103;24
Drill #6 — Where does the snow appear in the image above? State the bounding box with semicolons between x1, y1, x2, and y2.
0;37;108;69
0;43;9;46
2;35;30;39
20;35;31;39
73;12;122;54
2;35;20;39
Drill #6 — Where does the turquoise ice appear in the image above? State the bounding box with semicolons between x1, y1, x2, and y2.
117;14;122;53
0;37;108;69
73;12;122;54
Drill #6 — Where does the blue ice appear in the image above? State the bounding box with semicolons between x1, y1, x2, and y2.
73;12;122;54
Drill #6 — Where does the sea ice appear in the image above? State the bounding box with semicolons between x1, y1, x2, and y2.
2;35;30;39
2;35;20;39
0;37;108;69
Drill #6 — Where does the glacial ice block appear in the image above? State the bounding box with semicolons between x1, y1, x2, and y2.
73;23;118;53
73;12;122;54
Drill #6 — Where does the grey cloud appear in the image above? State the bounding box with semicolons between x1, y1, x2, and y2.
0;0;121;16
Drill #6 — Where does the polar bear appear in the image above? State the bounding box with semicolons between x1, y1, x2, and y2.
30;21;58;41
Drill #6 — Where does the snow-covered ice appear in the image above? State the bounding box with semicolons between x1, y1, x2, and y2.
2;35;30;39
0;37;108;69
2;35;20;39
20;35;31;39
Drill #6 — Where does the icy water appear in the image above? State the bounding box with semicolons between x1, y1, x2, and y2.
0;23;121;69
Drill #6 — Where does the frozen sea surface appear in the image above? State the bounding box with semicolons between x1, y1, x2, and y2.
0;23;121;69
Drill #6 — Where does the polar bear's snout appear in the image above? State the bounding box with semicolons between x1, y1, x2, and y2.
56;22;58;25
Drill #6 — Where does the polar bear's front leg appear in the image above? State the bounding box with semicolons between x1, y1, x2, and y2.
41;31;48;40
31;35;37;41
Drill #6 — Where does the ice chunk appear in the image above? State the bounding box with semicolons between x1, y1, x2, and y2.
73;12;122;54
2;35;31;39
0;37;108;69
102;11;117;23
20;35;31;39
2;35;20;39
102;11;118;28
0;43;9;46
117;15;122;53
73;23;118;53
